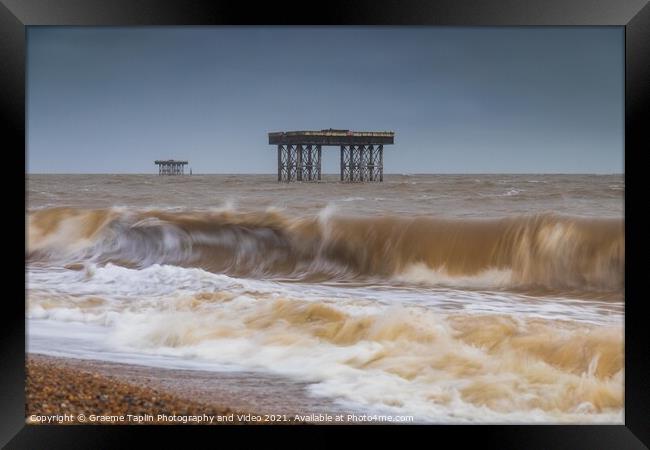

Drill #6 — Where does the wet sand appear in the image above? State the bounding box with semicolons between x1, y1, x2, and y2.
26;353;358;425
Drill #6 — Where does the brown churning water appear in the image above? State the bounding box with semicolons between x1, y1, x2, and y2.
28;207;623;293
26;174;624;423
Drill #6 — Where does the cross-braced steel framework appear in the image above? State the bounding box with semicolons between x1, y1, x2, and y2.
277;144;322;182
155;160;188;176
270;130;393;182
340;144;383;182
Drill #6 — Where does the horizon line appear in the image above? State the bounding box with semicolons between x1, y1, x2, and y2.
26;172;625;176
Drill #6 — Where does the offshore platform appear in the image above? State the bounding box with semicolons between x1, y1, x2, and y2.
269;129;395;182
154;160;188;175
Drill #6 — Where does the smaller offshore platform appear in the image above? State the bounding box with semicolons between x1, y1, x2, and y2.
269;129;395;182
154;160;188;175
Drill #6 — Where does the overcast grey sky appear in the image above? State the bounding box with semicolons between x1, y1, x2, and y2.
27;27;623;174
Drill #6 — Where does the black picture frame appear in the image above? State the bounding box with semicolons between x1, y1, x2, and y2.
3;0;648;447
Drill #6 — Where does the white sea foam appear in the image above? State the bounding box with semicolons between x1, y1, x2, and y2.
27;262;623;424
25;174;625;424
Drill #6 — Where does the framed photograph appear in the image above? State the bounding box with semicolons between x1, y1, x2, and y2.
3;0;649;447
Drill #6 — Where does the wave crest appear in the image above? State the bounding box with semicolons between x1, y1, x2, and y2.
27;207;624;293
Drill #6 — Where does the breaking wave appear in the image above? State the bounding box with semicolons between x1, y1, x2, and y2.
27;207;624;294
27;268;624;423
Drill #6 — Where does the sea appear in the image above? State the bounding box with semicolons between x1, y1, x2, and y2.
26;173;624;423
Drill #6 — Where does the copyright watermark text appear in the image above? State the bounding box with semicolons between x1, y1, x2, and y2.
27;412;415;424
